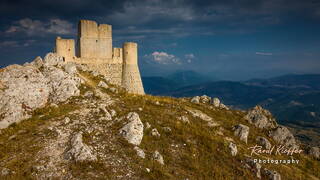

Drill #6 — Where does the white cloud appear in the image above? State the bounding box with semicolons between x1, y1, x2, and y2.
5;18;74;36
146;51;181;65
255;52;273;56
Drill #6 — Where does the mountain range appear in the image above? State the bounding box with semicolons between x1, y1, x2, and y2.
143;72;320;146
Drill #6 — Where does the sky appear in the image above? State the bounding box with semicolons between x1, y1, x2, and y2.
1;0;320;80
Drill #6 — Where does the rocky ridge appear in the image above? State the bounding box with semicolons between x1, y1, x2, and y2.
0;53;319;179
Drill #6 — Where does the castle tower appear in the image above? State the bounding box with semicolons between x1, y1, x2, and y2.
55;37;75;61
121;42;145;95
77;20;112;59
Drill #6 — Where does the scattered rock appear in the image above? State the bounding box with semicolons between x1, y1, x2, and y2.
153;151;164;165
187;108;212;122
64;117;70;124
245;158;262;179
307;146;319;159
119;112;144;145
109;109;117;117
244;106;277;129
98;81;109;89
228;142;237;156
94;89;109;100
65;132;97;162
145;122;151;129
151;128;161;137
190;96;200;104
200;95;211;103
109;87;118;93
155;101;160;105
269;126;298;148
233;124;249;143
163;127;172;132
1;168;10;176
134;146;145;159
30;56;44;68
178;116;190;124
211;98;220;107
8;135;17;141
84;91;94;98
256;136;272;149
50;103;59;108
138;107;143;111
262;168;281;180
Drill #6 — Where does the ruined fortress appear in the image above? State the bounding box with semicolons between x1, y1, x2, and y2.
54;20;145;95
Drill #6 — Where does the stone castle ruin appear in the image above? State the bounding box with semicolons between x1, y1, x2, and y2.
54;19;145;95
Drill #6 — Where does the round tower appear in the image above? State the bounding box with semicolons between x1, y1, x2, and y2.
121;42;145;95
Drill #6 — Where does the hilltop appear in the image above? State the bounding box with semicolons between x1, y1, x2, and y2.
0;53;319;179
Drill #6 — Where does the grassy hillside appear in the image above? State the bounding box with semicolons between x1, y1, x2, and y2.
0;72;319;179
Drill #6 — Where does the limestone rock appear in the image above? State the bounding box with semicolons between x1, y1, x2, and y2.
134;146;145;159
228;142;237;156
151;128;161;137
153;150;164;165
30;56;44;68
187;108;212;122
211;98;220;107
98;81;109;89
0;65;50;129
178;116;190;124
1;168;10;176
84;91;94;98
307;146;319;159
119;112;144;145
145;122;151;129
163;127;172;132
269;126;298;148
63;63;77;75
190;96;200;104
256;136;272;149
244;106;277;129
200;95;211;103
262;169;281;180
65;132;97;162
43;52;64;67
245;158;262;179
42;65;81;103
233;124;249;143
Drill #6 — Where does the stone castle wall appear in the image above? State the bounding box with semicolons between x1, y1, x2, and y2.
54;20;144;95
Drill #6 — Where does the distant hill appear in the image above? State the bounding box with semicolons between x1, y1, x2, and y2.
144;73;320;146
142;70;218;95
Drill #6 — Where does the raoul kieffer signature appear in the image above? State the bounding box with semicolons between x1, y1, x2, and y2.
248;144;303;156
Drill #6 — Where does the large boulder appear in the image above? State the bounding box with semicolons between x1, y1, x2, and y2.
200;95;211;104
119;112;144;145
43;52;65;67
233;124;249;143
190;96;200;104
244;106;277;129
269;126;298;148
0;65;50;129
228;142;238;156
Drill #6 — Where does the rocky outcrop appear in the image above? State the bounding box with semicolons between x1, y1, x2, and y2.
0;65;50;129
134;146;145;159
269;126;298;148
244;106;277;129
233;124;249;143
151;128;161;137
0;53;83;129
65;132;97;162
190;96;200;103
119;112;144;145
42;65;81;103
256;136;272;149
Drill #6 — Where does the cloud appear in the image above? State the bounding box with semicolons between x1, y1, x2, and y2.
185;53;195;63
145;51;181;65
0;40;36;48
5;18;74;36
255;52;273;56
